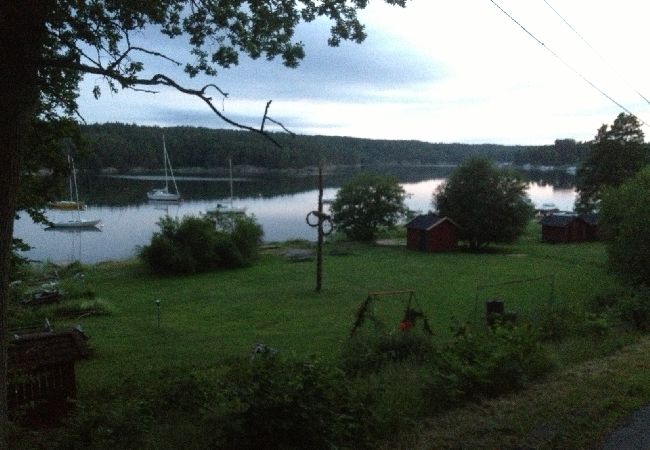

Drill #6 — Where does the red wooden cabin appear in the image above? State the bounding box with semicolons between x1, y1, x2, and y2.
541;213;590;243
405;213;459;252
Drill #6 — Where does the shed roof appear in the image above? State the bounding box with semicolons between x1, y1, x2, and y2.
405;213;458;231
540;213;584;228
8;329;90;370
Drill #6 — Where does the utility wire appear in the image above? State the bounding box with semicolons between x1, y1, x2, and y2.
487;0;647;127
541;0;650;107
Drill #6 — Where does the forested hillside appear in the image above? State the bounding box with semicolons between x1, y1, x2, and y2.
78;123;586;171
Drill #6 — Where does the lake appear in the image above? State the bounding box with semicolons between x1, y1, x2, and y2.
13;166;577;264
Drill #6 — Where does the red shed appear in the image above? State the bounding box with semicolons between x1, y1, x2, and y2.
541;213;589;243
405;213;459;252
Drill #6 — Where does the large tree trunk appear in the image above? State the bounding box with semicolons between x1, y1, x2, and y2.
0;0;46;433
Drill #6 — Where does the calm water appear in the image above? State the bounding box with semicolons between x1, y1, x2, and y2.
13;167;577;264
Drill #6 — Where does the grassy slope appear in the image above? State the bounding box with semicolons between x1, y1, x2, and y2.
71;222;613;395
383;336;650;449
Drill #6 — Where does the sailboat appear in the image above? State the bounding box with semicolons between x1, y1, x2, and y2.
49;155;87;210
147;135;181;201
208;158;247;215
50;156;102;229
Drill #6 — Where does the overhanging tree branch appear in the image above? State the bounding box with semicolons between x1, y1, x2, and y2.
43;57;290;147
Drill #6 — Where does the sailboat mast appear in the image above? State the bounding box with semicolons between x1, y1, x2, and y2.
229;158;234;208
162;135;169;191
71;157;82;220
167;149;180;196
68;154;74;201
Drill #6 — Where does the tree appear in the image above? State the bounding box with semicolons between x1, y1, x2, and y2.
575;113;648;212
0;0;409;429
434;157;533;250
600;167;650;286
331;172;407;241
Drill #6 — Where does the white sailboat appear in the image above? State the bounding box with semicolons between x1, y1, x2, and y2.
49;155;87;210
50;156;102;229
208;158;247;215
147;135;181;201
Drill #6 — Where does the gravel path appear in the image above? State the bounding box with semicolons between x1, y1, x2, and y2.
601;405;650;450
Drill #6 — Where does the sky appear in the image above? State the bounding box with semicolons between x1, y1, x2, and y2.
77;0;650;145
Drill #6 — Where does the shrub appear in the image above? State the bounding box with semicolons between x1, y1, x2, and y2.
341;331;435;375
55;355;374;450
600;166;650;286
139;214;263;275
615;288;650;331
424;323;553;409
208;354;373;450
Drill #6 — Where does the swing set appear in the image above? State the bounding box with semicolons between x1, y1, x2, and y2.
349;289;434;337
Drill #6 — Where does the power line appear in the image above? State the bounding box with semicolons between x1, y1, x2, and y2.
541;0;650;107
486;0;647;127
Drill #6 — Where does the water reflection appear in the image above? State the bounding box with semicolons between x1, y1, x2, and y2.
14;167;577;264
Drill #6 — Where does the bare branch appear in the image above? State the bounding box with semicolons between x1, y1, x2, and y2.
265;117;295;136
42;58;288;147
261;100;273;132
107;46;183;72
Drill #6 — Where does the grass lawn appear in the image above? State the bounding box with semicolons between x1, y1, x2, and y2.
48;221;616;397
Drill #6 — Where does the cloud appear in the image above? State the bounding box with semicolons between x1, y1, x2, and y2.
77;0;650;145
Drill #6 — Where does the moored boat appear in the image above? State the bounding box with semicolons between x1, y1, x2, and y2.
148;135;181;201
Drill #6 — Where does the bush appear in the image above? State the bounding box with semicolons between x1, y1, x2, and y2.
615;288;650;331
341;331;435;375
53;355;373;450
139;214;263;275
424;323;553;409
207;354;373;450
600;166;650;286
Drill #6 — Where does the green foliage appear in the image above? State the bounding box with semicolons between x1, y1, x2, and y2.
612;288;650;331
341;331;435;375
54;356;373;450
600;166;650;285
576;113;648;212
424;324;553;409
139;214;263;275
434;157;533;250
331;172;407;241
537;307;612;341
208;354;373;450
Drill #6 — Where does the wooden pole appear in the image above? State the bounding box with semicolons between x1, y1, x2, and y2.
316;163;324;292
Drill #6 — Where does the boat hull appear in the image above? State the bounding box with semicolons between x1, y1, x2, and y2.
147;189;181;201
207;205;247;215
49;200;87;210
50;219;102;229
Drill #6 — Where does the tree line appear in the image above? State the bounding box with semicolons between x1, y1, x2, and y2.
78;123;590;171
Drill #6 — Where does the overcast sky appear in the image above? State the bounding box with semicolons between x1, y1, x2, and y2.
77;0;650;145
